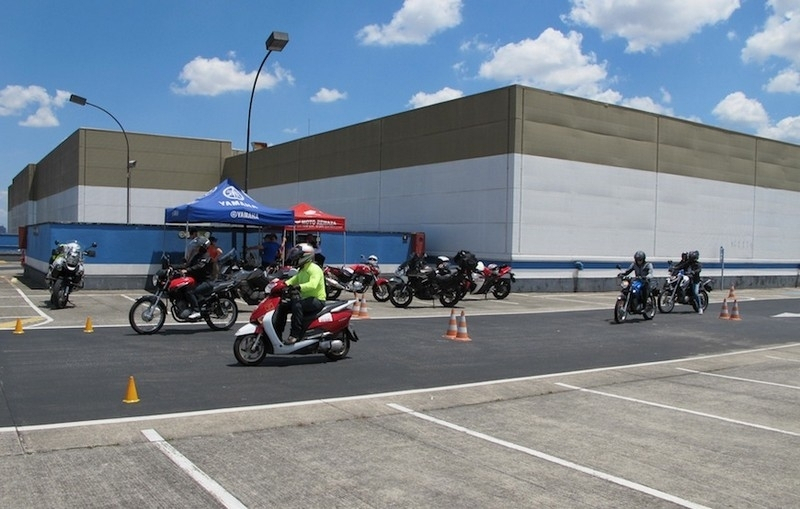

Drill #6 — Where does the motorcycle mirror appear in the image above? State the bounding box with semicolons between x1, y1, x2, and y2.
54;240;60;246
615;264;622;270
178;230;188;239
85;250;97;258
91;242;98;248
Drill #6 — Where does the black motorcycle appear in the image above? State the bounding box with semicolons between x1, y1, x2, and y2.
388;253;465;308
614;265;657;323
46;240;97;309
658;265;713;313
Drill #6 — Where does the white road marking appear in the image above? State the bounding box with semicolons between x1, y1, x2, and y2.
675;367;800;390
387;403;710;509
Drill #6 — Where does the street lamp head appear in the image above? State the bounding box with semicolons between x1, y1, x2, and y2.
266;31;289;52
69;94;88;106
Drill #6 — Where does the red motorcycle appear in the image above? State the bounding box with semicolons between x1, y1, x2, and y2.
128;259;239;334
454;250;515;300
233;278;359;365
324;254;390;302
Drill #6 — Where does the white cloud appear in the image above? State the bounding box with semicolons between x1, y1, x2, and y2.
765;68;800;93
357;0;463;46
621;96;674;116
311;88;347;103
0;85;69;128
478;28;617;101
172;56;293;96
742;0;800;66
759;115;800;143
712;91;770;128
407;87;464;108
565;0;740;53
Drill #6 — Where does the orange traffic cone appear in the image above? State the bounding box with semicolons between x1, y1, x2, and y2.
718;299;730;319
453;311;472;342
84;316;94;333
443;309;458;339
358;295;370;319
123;376;140;404
727;285;737;300
729;300;741;320
352;297;362;318
13;318;24;334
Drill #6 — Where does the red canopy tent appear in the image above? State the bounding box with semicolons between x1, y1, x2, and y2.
290;202;346;231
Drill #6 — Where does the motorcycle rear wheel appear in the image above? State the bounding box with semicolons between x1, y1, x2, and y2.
324;333;351;361
389;285;413;308
492;280;511;300
614;300;627;323
233;334;266;366
658;290;675;313
438;287;462;307
129;297;167;334
205;297;238;330
50;279;68;309
643;296;656;320
372;283;390;302
326;285;342;300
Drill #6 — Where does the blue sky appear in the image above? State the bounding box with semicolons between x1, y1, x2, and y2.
2;0;800;229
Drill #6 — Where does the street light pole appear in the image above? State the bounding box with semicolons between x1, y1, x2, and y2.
69;94;135;225
243;31;289;248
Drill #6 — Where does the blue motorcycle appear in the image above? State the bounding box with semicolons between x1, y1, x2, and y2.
614;266;656;323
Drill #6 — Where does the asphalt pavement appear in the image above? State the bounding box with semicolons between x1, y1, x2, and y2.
2;262;800;508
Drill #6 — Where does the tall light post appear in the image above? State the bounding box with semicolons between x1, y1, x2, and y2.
243;31;289;248
69;94;136;224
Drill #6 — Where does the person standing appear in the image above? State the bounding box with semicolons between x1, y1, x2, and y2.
208;236;223;279
184;227;201;263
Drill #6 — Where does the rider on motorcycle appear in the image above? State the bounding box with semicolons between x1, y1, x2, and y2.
180;237;214;319
274;243;326;345
685;250;703;314
619;250;653;310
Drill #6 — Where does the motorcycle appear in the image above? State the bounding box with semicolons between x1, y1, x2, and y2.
613;265;657;323
233;278;359;365
128;256;239;334
324;254;390;302
388;253;465;308
46;240;97;309
658;264;713;313
453;250;515;300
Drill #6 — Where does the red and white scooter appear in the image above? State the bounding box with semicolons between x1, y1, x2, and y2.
233;278;360;366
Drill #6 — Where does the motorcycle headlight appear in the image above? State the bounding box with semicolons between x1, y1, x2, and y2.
621;280;630;289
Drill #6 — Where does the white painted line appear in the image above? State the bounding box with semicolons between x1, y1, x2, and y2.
387;403;710;509
141;428;247;509
676;367;800;390
764;355;800;363
11;281;53;327
771;312;800;318
4;342;799;434
555;383;800;438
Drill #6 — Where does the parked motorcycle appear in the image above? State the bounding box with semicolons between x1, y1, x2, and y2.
233;278;359;365
128;256;239;334
453;250;515;300
388;253;465;308
46;240;97;309
324;254;390;302
613;265;656;323
658;264;713;313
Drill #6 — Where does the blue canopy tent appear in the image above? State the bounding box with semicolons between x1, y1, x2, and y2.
165;178;294;226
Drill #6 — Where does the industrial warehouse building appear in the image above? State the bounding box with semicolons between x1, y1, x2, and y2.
9;85;800;290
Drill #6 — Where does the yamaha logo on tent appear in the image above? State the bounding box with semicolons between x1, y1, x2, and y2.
230;210;259;220
223;186;245;201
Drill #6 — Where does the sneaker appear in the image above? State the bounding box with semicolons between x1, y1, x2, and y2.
698;308;703;315
285;336;298;345
188;311;201;320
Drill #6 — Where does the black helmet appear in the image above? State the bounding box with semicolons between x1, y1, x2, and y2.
634;250;646;264
689;250;699;262
198;238;210;253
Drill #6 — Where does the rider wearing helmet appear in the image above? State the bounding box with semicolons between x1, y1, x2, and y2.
274;243;327;344
619;250;654;310
180;237;214;319
686;250;703;314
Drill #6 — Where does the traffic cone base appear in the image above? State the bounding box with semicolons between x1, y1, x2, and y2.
13;318;24;334
718;299;730;320
84;316;94;333
358;295;370;319
443;309;458;339
123;376;140;404
729;300;742;320
352;298;362;318
453;311;472;342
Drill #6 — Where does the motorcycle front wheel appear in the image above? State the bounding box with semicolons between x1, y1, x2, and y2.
658;289;676;313
205;297;238;330
372;283;390;302
129;297;167;334
389;285;413;308
614;299;627;323
492;279;511;300
233;334;266;366
50;279;68;309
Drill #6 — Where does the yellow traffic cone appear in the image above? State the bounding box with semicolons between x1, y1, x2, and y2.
84;316;94;333
729;300;742;321
718;299;730;320
443;309;458;339
123;376;140;404
453;311;472;342
13;318;24;334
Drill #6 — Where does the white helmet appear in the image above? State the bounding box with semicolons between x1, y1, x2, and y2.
367;255;378;265
287;243;315;267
